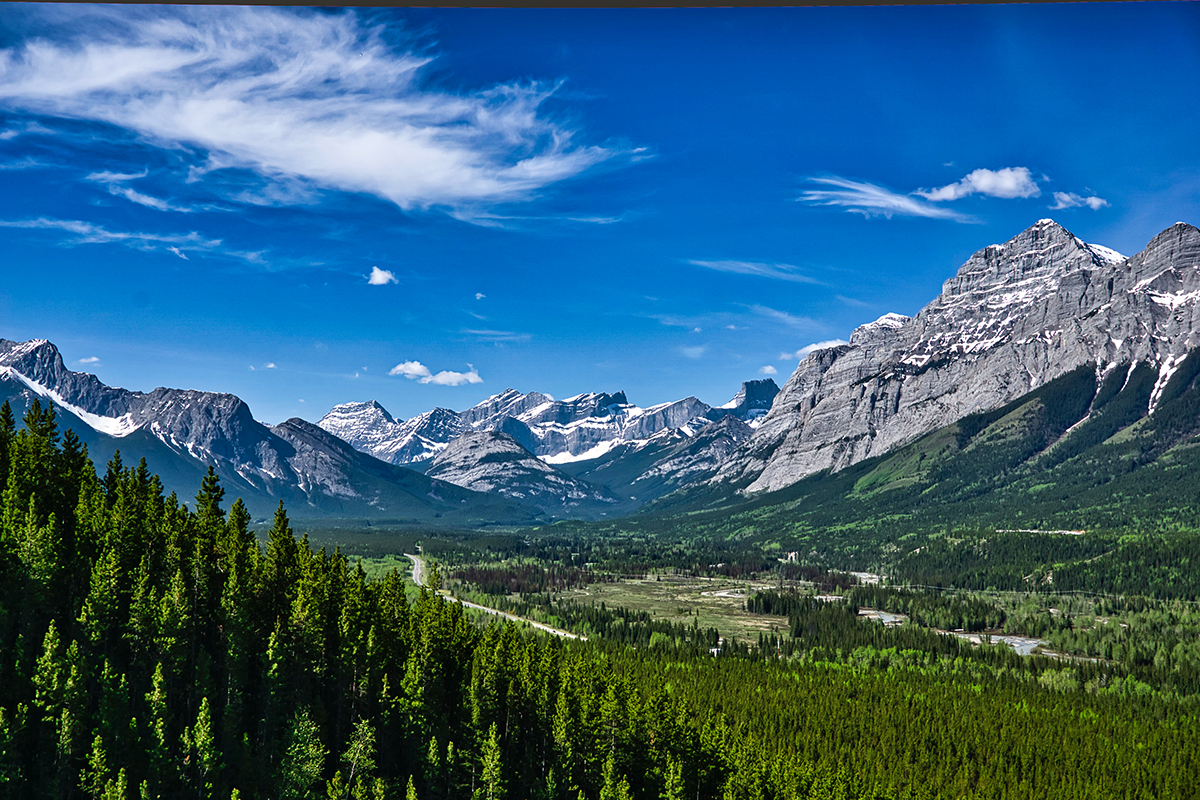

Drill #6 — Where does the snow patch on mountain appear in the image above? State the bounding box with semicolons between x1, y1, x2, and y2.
0;366;138;437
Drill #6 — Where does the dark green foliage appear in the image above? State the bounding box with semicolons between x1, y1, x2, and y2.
3;406;1200;799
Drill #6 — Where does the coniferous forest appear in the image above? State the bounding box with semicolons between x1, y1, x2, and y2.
2;401;1199;800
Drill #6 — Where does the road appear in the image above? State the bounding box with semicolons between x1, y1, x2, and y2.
404;553;585;641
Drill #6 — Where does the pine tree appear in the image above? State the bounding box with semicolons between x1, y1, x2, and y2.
479;722;504;800
278;707;326;800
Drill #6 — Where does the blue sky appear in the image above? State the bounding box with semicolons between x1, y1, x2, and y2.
1;3;1198;424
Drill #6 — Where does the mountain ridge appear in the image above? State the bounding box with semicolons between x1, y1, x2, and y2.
714;219;1200;494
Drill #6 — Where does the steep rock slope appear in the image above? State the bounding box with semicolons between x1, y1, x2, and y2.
705;379;779;427
319;388;719;465
0;341;537;522
317;401;465;466
717;219;1200;493
561;414;754;505
425;431;617;518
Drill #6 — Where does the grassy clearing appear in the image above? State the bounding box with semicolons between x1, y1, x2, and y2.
559;574;797;643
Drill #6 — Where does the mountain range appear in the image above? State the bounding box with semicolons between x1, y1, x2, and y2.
4;218;1198;526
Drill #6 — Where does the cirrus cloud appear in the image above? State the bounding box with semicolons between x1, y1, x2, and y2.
687;259;824;284
0;6;618;215
800;177;973;222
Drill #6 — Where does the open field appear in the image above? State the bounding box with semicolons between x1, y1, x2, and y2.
551;573;798;644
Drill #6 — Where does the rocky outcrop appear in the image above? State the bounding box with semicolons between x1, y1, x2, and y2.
0;340;539;521
425;431;615;517
706;379;779;427
317;401;465;466
320;387;719;465
716;219;1200;493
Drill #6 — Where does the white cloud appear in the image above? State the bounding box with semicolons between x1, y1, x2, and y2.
77;356;100;364
389;360;482;386
758;365;777;375
916;167;1041;201
782;339;849;360
265;362;276;369
86;169;149;183
424;367;483;386
368;266;397;285
389;361;432;379
687;259;823;284
475;292;486;300
800;177;972;221
680;345;707;359
0;6;617;214
1049;192;1109;211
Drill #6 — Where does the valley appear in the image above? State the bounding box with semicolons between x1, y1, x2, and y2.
4;218;1200;798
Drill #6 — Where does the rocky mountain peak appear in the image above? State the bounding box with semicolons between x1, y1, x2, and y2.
321;400;396;426
460;388;553;427
708;379;779;426
427;430;614;516
939;218;1098;301
716;220;1200;495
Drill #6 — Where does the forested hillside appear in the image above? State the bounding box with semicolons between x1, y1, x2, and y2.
2;401;1198;799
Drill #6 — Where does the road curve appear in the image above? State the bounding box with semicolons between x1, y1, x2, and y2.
404;553;585;641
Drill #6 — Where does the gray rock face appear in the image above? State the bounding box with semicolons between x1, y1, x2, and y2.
0;338;273;467
635;414;754;490
0;339;528;519
317;401;465;465
426;431;614;516
319;387;718;465
716;219;1200;493
706;379;780;427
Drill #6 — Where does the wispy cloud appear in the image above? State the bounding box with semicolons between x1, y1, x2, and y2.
687;259;823;284
836;295;871;308
367;266;397;285
389;360;482;386
0;157;49;170
0;216;265;265
87;168;197;212
475;292;486;300
747;304;820;330
781;339;849;360
0;6;619;214
680;345;707;359
758;365;777;375
0;216;218;248
77;356;100;364
1049;191;1109;211
463;329;531;343
800;177;972;221
915;167;1040;201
